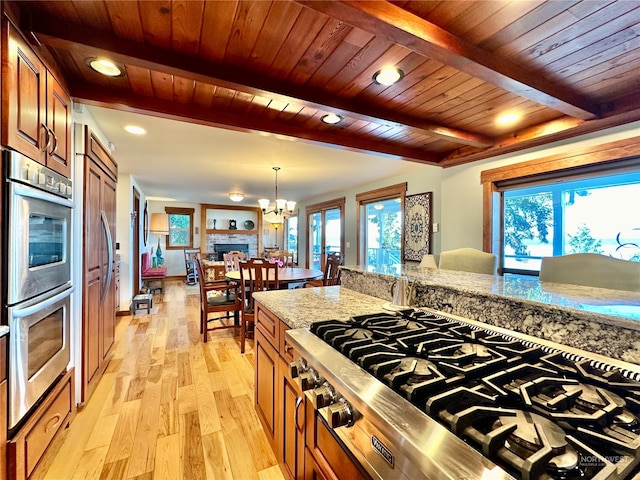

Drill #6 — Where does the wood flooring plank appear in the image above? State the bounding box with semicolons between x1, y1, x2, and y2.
99;457;129;480
181;410;207;480
85;413;120;450
127;380;161;477
104;399;142;463
70;445;110;480
154;434;181;480
202;431;234;480
178;384;198;414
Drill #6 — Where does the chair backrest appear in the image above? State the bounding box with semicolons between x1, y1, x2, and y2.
324;252;344;286
540;253;640;292
239;258;279;311
439;248;497;275
223;250;248;272
269;250;294;267
184;247;201;262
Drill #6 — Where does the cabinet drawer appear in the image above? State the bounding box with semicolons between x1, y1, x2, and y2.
25;379;72;475
255;301;279;347
9;369;75;480
279;321;298;364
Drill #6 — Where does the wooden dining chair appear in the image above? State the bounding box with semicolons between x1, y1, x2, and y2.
305;252;344;287
238;258;279;353
269;250;294;267
183;247;201;285
195;259;241;343
223;250;248;273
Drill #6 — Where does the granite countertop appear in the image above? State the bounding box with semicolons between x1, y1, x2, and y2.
0;326;9;338
342;265;640;326
252;286;390;329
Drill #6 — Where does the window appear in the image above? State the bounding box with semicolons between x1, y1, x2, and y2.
356;183;406;271
481;138;640;275
164;207;194;249
285;215;298;263
501;171;640;273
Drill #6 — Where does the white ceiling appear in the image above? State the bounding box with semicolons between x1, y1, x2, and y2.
84;105;433;206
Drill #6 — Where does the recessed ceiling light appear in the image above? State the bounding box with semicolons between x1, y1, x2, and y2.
496;112;522;126
373;67;404;86
321;113;343;125
87;58;123;77
123;125;147;135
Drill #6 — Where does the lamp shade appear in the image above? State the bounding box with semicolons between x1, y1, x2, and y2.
149;213;169;235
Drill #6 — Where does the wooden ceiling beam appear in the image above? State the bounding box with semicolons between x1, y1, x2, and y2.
69;83;442;165
440;107;640;167
297;1;601;120
25;13;492;148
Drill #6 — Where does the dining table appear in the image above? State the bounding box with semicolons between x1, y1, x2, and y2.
225;266;323;288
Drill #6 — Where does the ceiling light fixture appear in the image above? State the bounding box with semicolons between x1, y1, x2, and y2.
496;112;521;126
87;57;124;77
258;167;296;216
321;113;343;125
373;67;404;86
228;192;245;202
123;125;146;135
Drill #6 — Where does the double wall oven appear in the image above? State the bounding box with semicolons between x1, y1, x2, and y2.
3;149;73;431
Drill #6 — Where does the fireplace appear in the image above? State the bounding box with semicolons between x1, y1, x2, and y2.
213;243;249;261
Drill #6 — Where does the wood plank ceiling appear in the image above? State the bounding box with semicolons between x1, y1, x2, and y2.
8;0;640;167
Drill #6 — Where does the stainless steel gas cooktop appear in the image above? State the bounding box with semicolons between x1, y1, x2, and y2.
286;308;640;480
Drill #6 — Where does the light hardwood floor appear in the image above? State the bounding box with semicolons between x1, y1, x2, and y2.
31;280;285;480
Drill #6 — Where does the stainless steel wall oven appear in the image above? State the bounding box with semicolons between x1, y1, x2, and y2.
3;149;73;431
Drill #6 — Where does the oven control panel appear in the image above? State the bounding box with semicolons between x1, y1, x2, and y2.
6;149;72;199
290;358;357;428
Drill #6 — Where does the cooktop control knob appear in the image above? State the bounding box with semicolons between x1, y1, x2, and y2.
327;398;354;428
299;368;322;391
289;358;307;378
313;384;335;409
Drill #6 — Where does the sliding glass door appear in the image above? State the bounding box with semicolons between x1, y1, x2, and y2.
306;199;345;270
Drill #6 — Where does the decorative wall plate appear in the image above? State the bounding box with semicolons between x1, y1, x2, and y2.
404;192;432;261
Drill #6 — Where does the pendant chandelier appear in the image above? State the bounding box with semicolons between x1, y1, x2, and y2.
259;167;296;216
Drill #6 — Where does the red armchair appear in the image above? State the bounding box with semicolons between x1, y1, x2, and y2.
142;252;167;293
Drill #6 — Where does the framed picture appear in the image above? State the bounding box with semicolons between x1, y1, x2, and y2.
403;192;432;261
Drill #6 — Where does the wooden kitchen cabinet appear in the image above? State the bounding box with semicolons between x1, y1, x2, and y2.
255;301;305;479
1;20;71;178
81;127;118;402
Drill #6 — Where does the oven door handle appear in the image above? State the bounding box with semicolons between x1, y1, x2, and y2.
11;286;74;318
100;210;114;304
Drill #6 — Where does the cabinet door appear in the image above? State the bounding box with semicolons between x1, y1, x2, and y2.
255;327;279;450
304;447;329;480
280;356;305;480
45;72;72;177
2;23;47;162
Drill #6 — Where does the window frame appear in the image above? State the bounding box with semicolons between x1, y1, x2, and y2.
481;137;640;275
355;183;407;266
164;206;194;250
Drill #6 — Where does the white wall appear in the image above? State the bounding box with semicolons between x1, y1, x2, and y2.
296;162;442;266
440;121;640;251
